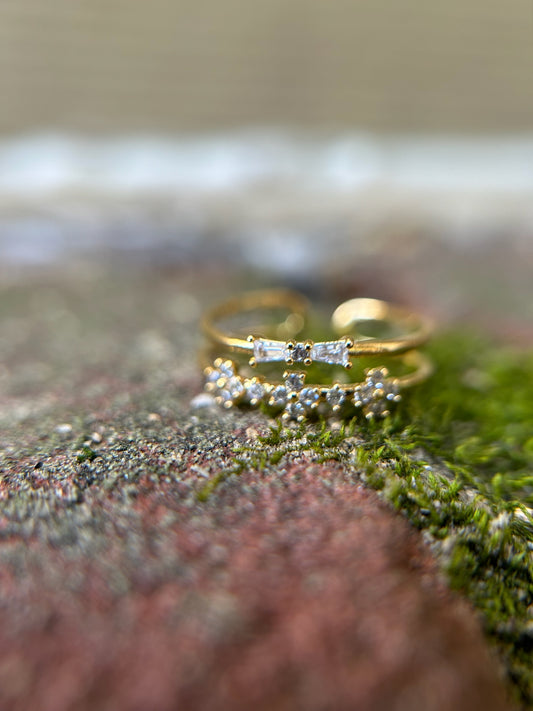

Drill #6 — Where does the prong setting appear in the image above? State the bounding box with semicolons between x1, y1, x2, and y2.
203;359;404;421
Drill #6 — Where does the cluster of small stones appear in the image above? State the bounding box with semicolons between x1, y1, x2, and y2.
204;359;401;422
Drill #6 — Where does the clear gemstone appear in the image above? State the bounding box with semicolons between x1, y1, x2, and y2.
364;399;390;419
285;400;306;420
285;343;308;362
218;389;233;403
253;339;286;363
310;341;350;367
356;368;400;419
363;384;376;403
366;367;388;386
285;372;305;391
217;361;235;378
224;376;244;400
245;381;265;403
270;385;288;407
353;382;373;406
326;386;345;409
206;368;223;385
299;387;320;408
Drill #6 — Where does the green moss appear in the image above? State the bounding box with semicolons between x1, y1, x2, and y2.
209;330;533;706
343;332;533;705
76;446;98;463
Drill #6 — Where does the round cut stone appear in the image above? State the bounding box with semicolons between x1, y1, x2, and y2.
352;386;364;408
206;368;223;385
246;381;265;404
326;386;345;409
299;387;320;409
216;361;235;378
293;344;308;361
285;400;306;420
364;398;390;419
366;368;388;389
285;373;305;391
270;385;288;407
223;376;244;401
285;343;308;363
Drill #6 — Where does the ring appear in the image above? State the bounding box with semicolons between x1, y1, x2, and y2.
202;290;433;370
201;349;433;422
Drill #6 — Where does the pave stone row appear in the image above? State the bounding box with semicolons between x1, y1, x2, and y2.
204;358;401;421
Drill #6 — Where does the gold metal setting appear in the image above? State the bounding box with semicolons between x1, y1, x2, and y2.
202;290;433;369
201;350;433;421
199;289;434;421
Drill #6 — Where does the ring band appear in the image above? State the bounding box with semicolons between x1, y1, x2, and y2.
201;288;308;352
202;349;433;422
202;290;433;370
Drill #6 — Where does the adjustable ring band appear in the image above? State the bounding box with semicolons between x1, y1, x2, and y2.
331;297;433;356
202;290;433;370
201;288;309;352
201;349;433;422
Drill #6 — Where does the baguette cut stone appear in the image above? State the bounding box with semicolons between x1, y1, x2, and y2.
253;338;350;366
311;340;350;367
253;339;286;363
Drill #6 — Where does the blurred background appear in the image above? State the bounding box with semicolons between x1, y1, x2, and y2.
0;0;532;327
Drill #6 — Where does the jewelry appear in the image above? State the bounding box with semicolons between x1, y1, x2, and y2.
202;350;433;422
202;291;433;370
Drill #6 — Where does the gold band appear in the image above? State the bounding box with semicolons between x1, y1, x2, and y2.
201;349;433;422
331;297;433;356
202;290;433;369
201;288;308;352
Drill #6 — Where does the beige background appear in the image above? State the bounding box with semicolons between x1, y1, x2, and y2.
1;0;532;135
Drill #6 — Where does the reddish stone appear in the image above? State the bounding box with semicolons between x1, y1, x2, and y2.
0;462;510;711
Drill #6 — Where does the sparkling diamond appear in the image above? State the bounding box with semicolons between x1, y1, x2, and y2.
245;380;265;404
284;400;306;421
326;385;346;409
219;376;244;403
285;372;305;391
206;368;223;385
353;380;375;406
299;387;320;409
352;385;364;408
364;400;389;419
365;367;388;388
356;368;400;419
253;339;286;363
270;385;288;407
217;360;235;378
285;342;309;363
310;340;350;367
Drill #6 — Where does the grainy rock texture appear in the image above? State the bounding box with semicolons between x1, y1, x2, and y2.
0;268;513;711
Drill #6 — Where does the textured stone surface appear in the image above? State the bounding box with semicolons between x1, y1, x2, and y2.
0;268;513;710
0;463;509;711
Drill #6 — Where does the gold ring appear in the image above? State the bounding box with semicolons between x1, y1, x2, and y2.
201;349;433;422
202;290;433;370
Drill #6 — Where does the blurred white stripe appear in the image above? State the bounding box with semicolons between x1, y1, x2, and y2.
1;131;533;194
0;131;532;270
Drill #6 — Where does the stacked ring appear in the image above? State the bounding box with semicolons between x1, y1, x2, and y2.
199;289;434;422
